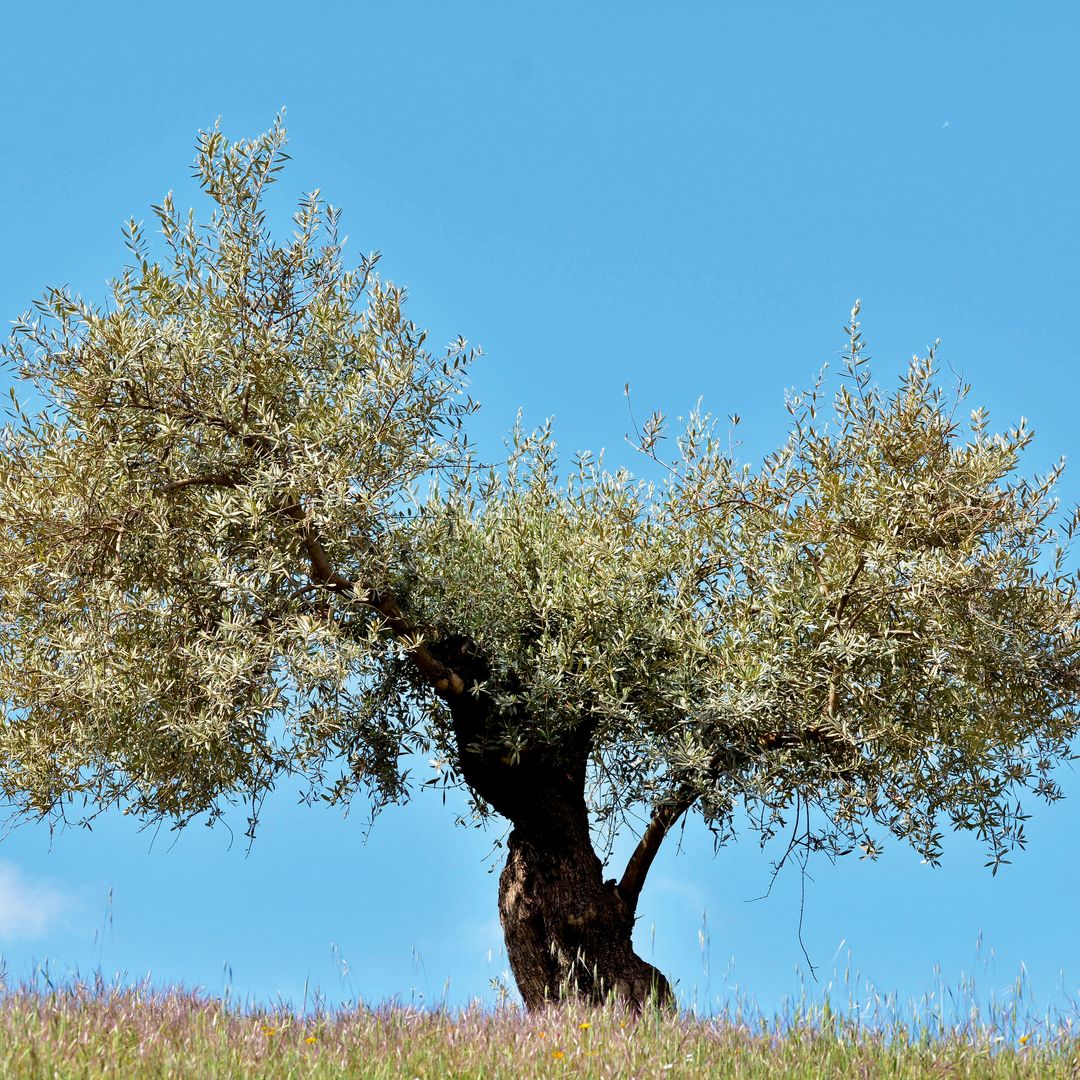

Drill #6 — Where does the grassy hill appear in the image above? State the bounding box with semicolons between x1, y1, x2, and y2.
1;976;1078;1078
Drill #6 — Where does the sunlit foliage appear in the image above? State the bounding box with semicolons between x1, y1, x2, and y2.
2;119;1078;873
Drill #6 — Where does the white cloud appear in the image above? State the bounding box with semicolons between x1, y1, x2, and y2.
0;861;67;939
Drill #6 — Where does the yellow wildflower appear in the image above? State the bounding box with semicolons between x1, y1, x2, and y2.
579;1022;591;1030
1019;1033;1031;1046
537;1031;546;1038
261;1026;277;1036
552;1050;565;1060
305;1036;318;1045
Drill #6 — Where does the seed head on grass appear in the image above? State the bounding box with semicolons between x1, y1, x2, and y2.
2;975;1079;1076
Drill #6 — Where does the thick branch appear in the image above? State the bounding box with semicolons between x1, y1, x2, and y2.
617;724;854;911
157;470;466;698
279;500;466;697
617;792;693;912
156;471;241;494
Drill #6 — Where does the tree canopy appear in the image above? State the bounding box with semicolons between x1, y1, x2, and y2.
3;117;1079;903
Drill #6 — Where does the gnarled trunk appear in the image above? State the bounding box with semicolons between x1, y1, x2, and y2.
498;814;671;1011
436;639;673;1012
444;713;666;1006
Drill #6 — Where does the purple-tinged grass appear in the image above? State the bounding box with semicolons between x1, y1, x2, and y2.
0;974;1078;1078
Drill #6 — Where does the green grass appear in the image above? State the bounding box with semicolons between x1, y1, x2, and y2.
1;975;1079;1079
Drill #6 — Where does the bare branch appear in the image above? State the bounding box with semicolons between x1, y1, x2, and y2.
617;793;693;911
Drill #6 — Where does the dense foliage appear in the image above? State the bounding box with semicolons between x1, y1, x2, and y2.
2;119;1078;880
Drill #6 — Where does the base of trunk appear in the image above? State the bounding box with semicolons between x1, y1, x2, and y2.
498;824;672;1012
440;675;672;1013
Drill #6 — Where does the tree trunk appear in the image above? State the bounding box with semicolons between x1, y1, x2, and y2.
437;639;672;1012
498;814;672;1011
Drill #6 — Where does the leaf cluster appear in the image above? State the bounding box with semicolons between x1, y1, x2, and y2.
0;117;476;832
2;123;1078;872
407;309;1080;866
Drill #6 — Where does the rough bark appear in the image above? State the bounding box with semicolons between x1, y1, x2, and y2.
433;643;672;1011
498;807;672;1011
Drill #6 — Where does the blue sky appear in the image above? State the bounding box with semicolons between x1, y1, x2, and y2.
2;2;1079;1016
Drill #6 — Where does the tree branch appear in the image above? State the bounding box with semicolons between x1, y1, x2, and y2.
279;500;466;697
156;471;241;494
156;469;467;698
616;791;694;912
617;725;855;912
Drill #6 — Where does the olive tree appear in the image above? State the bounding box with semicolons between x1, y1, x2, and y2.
3;120;1079;1011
